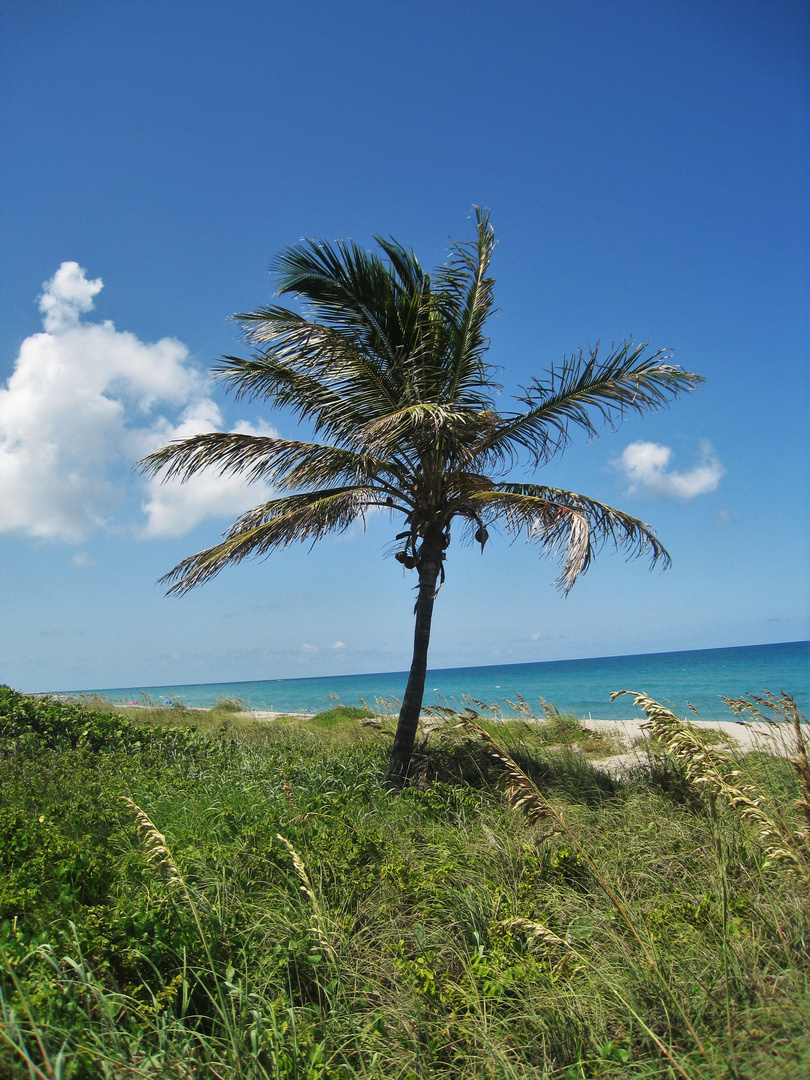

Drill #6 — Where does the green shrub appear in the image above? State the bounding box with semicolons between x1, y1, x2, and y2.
308;703;375;729
0;685;196;754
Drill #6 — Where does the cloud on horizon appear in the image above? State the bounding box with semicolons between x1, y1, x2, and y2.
0;262;274;541
614;440;724;500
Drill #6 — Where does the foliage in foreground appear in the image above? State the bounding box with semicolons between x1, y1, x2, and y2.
1;686;809;1079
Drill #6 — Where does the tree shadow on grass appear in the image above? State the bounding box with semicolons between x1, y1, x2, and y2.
413;736;620;808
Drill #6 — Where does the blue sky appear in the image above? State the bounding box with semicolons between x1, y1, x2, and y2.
1;0;807;693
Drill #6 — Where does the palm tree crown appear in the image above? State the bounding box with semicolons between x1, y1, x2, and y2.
140;209;703;779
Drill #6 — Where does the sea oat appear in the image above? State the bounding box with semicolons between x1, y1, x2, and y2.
498;917;570;948
276;834;335;958
460;720;556;826
120;796;184;894
612;691;810;883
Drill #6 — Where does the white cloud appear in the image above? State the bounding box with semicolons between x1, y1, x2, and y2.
38;261;103;333
139;405;276;538
614;440;724;500
0;262;275;541
331;640;346;650
301;643;319;653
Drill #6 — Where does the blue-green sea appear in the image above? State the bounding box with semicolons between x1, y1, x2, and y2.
80;640;808;721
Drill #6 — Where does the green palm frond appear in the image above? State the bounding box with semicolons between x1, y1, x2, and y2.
138;432;406;494
434;206;498;399
357;402;488;455
226;333;400;420
159;486;384;595
478;341;703;467
215;351;373;442
272;239;403;362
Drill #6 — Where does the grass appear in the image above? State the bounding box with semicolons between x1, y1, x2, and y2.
1;685;809;1078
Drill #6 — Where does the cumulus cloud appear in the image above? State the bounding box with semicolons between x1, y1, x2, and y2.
139;405;276;538
38;261;103;332
614;440;724;500
0;262;274;541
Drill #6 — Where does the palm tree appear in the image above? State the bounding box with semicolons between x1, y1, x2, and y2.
139;209;702;781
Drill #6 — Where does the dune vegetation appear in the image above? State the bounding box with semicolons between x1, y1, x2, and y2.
2;684;809;1079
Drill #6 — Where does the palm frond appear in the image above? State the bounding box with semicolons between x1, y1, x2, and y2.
138;432;408;497
222;314;404;425
374;235;426;295
270;239;409;368
479;342;703;466
467;484;669;592
159;486;382;595
357;402;486;454
434;206;499;401
214;352;369;440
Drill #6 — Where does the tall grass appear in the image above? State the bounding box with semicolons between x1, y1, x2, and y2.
2;686;809;1078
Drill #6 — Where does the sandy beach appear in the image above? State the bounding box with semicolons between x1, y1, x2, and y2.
582;716;793;755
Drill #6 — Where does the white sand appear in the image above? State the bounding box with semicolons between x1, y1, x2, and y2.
582;717;793;755
238;709;315;720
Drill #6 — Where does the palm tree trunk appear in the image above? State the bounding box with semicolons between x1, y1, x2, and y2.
387;532;443;783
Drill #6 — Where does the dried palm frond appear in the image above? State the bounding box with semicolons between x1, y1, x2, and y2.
613;691;810;883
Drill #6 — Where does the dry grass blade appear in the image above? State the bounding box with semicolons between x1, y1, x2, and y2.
495;918;691;1078
279;768;296;805
612;691;810;883
540;697;562;721
459;717;665;969
786;697;810;839
462;693;502;715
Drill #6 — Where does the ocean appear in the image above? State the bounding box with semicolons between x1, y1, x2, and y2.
79;640;809;721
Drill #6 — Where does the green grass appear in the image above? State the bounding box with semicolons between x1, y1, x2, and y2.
1;685;809;1078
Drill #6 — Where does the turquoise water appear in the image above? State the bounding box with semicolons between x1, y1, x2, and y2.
79;640;808;721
